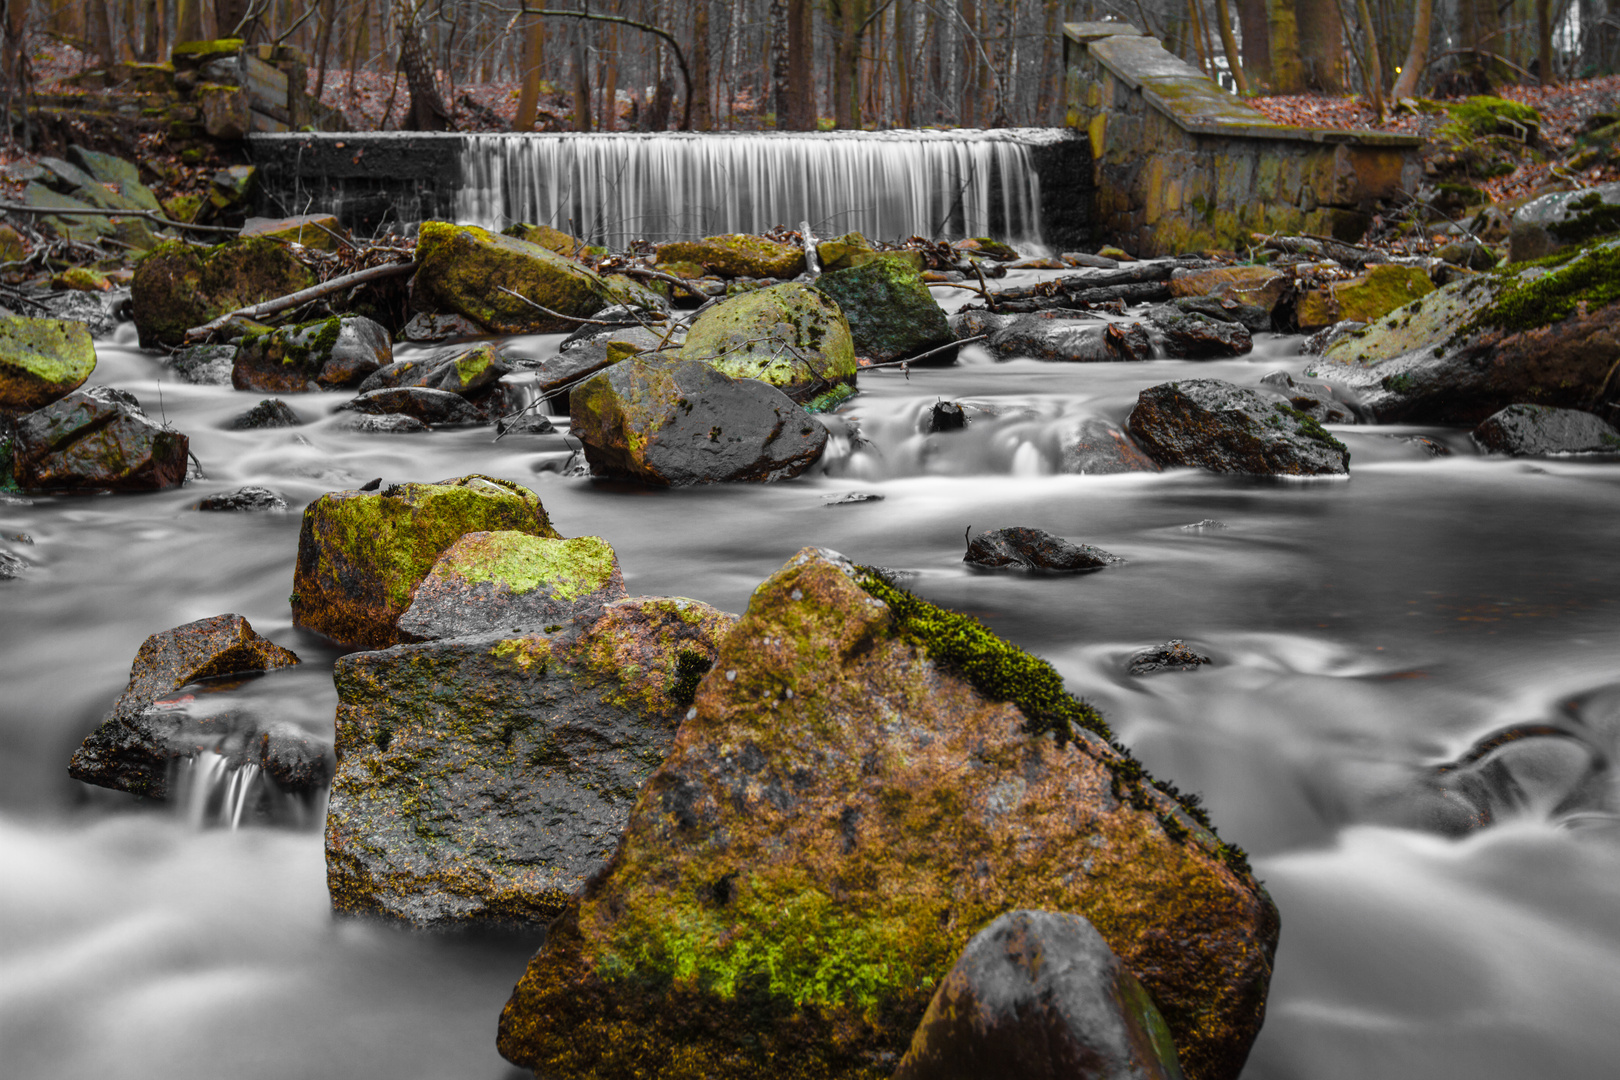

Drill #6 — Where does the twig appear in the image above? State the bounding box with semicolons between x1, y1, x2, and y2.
0;202;238;236
863;334;986;369
182;261;417;342
925;279;993;300
495;285;627;325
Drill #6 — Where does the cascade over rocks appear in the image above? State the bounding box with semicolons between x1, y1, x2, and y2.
569;355;828;485
325;596;734;929
292;474;560;649
1128;380;1350;476
679;282;857;402
10;386;190;492
497;548;1279;1080
965;526;1124;572
130;237;316;349
410;222;610;334
0;318;96;415
68;614;302;799
1472;404;1620;456
812;258;955;363
232;316;391;393
892;909;1184;1080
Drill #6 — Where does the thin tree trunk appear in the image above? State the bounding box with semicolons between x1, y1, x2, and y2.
515;11;547;129
896;0;913;126
690;0;711;129
770;0;789;125
960;0;977;126
1353;0;1384;117
571;13;592;130
399;2;454;130
1536;0;1556;83
1237;0;1272;86
1213;0;1251;94
1390;0;1431;98
1187;0;1210;75
1267;0;1303;91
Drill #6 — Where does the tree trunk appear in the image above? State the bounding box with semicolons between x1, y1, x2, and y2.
571;14;592;131
785;0;812;129
216;0;250;38
831;0;863;129
1458;0;1503;82
770;0;790;125
1266;0;1303;91
515;12;547;130
602;24;619;131
960;0;977;126
1536;0;1555;84
399;5;454;131
1390;0;1431;99
691;0;712;129
1237;0;1272;87
895;0;913;127
1213;0;1251;94
1353;0;1384;117
1295;0;1343;91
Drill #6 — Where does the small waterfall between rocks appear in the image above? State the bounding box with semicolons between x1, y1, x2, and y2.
174;753;318;830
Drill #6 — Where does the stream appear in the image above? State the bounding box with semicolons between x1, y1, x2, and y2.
4;283;1620;1079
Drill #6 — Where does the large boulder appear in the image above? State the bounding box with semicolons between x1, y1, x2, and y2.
655;233;807;279
498;548;1279;1080
813;258;954;363
1295;264;1435;332
1508;183;1620;263
1472;403;1620;456
893;909;1184;1080
398;531;628;641
965;526;1124;572
0;317;96;415
981;315;1152;363
570;355;828;485
68;614;302;799
1303;238;1620;424
411;221;609;333
291;474;560;649
325;596;735;929
11;386;190;492
1128;380;1350;476
130;237;316;349
679;282;857;402
232;316;391;392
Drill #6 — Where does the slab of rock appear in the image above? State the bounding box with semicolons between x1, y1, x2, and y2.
1472;404;1620;456
168;344;237;386
1509;183;1620;263
398;531;628;641
292;474;560;649
1144;306;1253;358
656;233;807;279
1129;641;1213;676
570;355;827;485
966;526;1124;572
893;909;1184;1080
337;386;484;427
985;317;1152;362
326;597;735;929
680;282;856;403
497;548;1278;1080
411;222;609;334
1128;380;1350;476
130;237;316;349
227;399;301;430
68;614;302;799
196;485;288;512
232;316;391;393
1295;264;1435;332
1060;417;1162;474
0;317;96;414
813;258;954;364
11;386;190;492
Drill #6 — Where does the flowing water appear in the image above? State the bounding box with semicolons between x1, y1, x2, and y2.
4;278;1620;1079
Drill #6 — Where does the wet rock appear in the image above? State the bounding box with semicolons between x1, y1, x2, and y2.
1059;416;1162;474
1181;519;1228;530
27;287;128;338
239;213;348;251
342;413;428;434
655;233;806;279
1397;435;1452;457
0;548;25;579
401;311;485;343
570;355;828;486
411;222;609;334
1129;379;1350;476
813;258;954;364
1169;264;1288;332
954;236;1019;260
326;596;734;929
67;614;301;799
1472;404;1620;456
0;317;96;415
985;316;1152;362
358;342;511;397
167;344;237;386
130;237;316;349
496;409;558;435
1295;264;1436;332
337;386;484;427
1167;294;1275;334
1256;371;1358;424
11;386;190;492
196;486;288;512
1144;306;1253;358
227;399;301;430
816;233;925;274
892;909;1184;1080
825;491;884;505
1301;320;1366;356
232;316;391;393
1129;640;1213;676
1509;183;1620;263
679;282;856;403
929;401;967;432
292;474;560;649
397;531;628;641
966;526;1123;572
497;548;1278;1080
1434;239;1498;272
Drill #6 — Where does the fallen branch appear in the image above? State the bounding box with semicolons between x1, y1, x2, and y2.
1254;233;1386;271
0;201;239;236
616;266;717;296
863;334;987;370
494;285;665;326
182;260;418;342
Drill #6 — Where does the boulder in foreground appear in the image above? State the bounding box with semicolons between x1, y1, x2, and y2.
11;386;190;492
411;222;609;334
1128;379;1350;476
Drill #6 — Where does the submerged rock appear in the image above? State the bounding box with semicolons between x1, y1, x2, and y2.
679;282;857;402
292;474;560;649
813;258;954;364
196;485;288;512
1472;404;1620;456
1128;379;1350;476
11;386;190;492
68;614;303;799
893;909;1184;1080
227;399;301;430
130;237;315;349
325;597;734;929
232;316;391;393
1129;641;1213;676
656;233;806;279
1059;417;1162;475
966;526;1124;572
929;400;967;432
498;548;1278;1080
411;222;608;334
570;355;827;485
0;317;96;415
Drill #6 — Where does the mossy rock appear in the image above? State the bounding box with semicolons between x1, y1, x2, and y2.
502;223;588;260
11;386;190;492
52;267;110;292
129;237;315;349
0;317;96;413
600;273;669;312
239;213;349;251
815;231;874;272
412;221;610;334
679;282;856;402
953;236;1019;260
1508;182;1620;263
497;547;1278;1080
232;316;391;393
1442;96;1541;141
1295;264;1434;331
161;193;202;224
812;258;953;363
291;474;561;649
656;234;807;279
0;224;27;262
171;38;245;67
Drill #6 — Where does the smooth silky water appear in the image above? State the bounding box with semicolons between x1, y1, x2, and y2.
4;281;1620;1079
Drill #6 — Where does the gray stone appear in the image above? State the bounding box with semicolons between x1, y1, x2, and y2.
1257;370;1358;423
196;486;288;512
169;344;238;385
1144;305;1253;358
1472;404;1620;456
232;316;391;393
337;386;486;427
1128;379;1350;476
1059;416;1162;474
986;316;1152;362
342;413;428;434
966;526;1124;572
12;386;190;492
227;399;302;430
1508;183;1620;263
1128;640;1212;675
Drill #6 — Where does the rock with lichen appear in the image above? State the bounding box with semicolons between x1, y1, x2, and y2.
292;474;560;649
813;258;954;364
1304;237;1620;425
130;237;316;349
1294;264;1435;332
356;342;512;418
1129;379;1350;476
656;233;806;279
1509;184;1620;263
324;596;734;930
497;547;1278;1080
232;316;391;393
11;386;190;492
679;282;856;402
0;317;96;416
411;221;609;334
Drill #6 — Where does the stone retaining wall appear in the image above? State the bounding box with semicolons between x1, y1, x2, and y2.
1064;22;1422;256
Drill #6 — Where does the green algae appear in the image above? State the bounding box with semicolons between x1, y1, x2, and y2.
445;532;617;600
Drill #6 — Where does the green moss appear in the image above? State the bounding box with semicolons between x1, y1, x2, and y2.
1274;403;1348;453
413;221;608;334
679;283;856;402
172;38;245;60
668;649;712;708
802;383;857;414
1547;192;1620;245
656;234;807;279
1474;240;1620;334
445;532;617;600
0;317;97;409
1443;95;1541;140
0;436;16;493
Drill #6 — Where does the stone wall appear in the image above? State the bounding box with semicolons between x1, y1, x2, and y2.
1064;23;1422;256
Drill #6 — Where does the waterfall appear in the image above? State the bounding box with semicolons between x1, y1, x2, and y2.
453;129;1053;252
172;753;317;830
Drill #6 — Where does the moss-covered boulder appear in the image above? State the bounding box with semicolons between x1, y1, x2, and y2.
815;232;926;274
953;237;1020;260
411;221;609;333
1508;183;1620;263
679;282;856;402
813;259;954;364
325;596;735;929
498;548;1277;1080
656;234;806;279
1295;264;1435;331
1128;379;1349;476
0;317;96;415
398;531;627;641
1303;238;1620;424
503;222;589;261
0;223;25;262
130;237;316;349
291;474;560;649
12;386;190;492
571;355;828;485
232;316;391;393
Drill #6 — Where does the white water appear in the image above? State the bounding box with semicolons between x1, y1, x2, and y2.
454;130;1051;250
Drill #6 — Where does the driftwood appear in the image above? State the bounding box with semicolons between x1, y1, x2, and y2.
0;201;239;237
1253;233;1387;271
182;260;417;342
